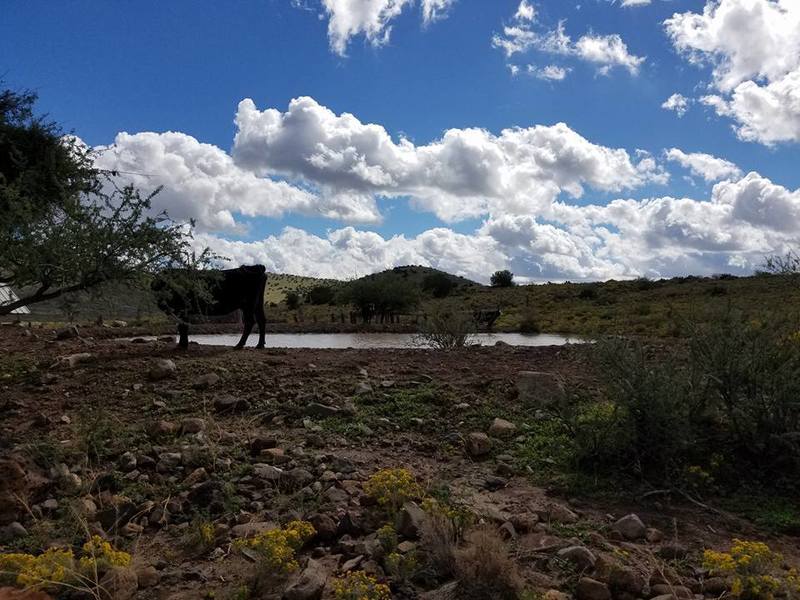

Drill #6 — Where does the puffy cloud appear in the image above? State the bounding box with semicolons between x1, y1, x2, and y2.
664;148;742;182
662;93;690;117
232;96;664;222
194;226;506;283
315;0;453;56
93;131;382;232
493;9;645;75
665;0;800;144
528;64;570;81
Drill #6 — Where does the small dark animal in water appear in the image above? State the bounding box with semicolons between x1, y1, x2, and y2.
152;265;267;349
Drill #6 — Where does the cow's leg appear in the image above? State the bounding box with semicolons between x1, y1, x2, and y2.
255;305;266;349
177;322;189;350
235;312;255;349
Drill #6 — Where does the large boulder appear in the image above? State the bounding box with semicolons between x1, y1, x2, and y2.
283;559;327;600
613;514;646;540
516;371;565;407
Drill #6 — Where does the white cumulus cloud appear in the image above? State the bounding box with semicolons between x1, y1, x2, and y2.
662;93;690;117
665;0;800;144
664;148;742;182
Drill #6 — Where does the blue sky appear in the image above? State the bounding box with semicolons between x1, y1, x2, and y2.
2;0;799;282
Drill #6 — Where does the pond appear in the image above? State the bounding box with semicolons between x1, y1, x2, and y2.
181;332;582;349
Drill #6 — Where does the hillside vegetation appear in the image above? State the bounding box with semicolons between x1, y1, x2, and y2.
7;265;800;338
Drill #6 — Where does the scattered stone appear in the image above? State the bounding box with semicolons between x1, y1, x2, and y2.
354;382;372;395
251;433;278;454
309;514;338;541
253;464;284;481
231;522;277;538
538;503;579;524
50;352;95;369
576;577;611;600
702;577;730;595
157;452;183;472
483;476;507;491
495;461;514;477
41;498;59;511
284;468;315;490
544;590;571;600
261;447;290;465
557;546;597;570
147;359;176;381
283;560;327;600
498;521;518;540
420;582;458;600
509;513;539;533
55;325;80;340
396;501;426;538
214;394;251;413
397;541;416;553
488;417;517;439
613;514;646;540
193;372;221;389
516;371;565;407
181;417;206;434
0;522;28;543
118;452;137;472
305;402;340;418
183;467;209;486
651;585;692;598
609;566;645;595
465;432;492;457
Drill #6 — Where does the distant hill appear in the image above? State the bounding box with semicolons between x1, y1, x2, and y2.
265;273;342;305
350;265;480;290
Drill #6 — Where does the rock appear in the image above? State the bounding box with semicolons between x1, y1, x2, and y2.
657;543;688;560
118;452;137;472
231;521;277;538
488;418;517;439
214;394;251;413
41;498;58;511
150;420;177;437
193;372;221;389
576;578;611;600
135;565;160;588
650;595;678;600
183;467;209;486
50;352;95;369
261;447;290;465
702;577;730;595
498;521;518;540
254;464;284;481
613;514;646;540
251;433;278;454
651;585;692;598
283;559;327;600
538;503;579;524
645;527;664;543
181;417;206;434
340;555;364;572
396;501;427;538
420;582;458;600
543;591;571;600
284;468;315;490
147;359;176;381
157;452;183;472
495;461;514;477
98;566;138;600
516;371;565;407
609;566;645;595
354;382;372;395
483;475;507;491
465;432;492;457
558;546;597;570
55;325;80;340
0;521;28;543
509;513;539;532
309;514;338;541
305;402;340;418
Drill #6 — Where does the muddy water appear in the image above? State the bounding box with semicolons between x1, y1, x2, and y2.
182;332;582;348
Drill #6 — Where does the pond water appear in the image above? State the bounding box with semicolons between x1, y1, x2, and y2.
181;332;582;349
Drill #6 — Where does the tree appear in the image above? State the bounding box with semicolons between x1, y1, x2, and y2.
346;277;418;323
0;85;209;316
490;270;515;288
422;271;457;298
306;285;336;305
285;291;301;310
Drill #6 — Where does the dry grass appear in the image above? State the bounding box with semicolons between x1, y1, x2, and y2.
454;527;523;600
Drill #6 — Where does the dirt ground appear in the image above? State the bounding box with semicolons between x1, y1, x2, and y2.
1;324;798;600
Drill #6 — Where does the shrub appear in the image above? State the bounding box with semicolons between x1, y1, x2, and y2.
454;528;523;600
704;539;800;600
0;536;131;592
234;520;315;575
422;272;457;298
414;310;476;349
306;285;336;305
490;270;515;287
285;291;301;310
364;468;423;515
331;571;391;600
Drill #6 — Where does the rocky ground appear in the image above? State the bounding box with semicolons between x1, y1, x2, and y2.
1;324;798;600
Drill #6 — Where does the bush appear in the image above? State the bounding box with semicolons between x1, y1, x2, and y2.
345;277;418;322
414;311;477;349
233;520;315;576
306;285;336;305
364;468;423;515
422;272;457;298
454;528;523;600
704;539;799;600
490;270;515;287
332;571;391;600
548;311;800;492
285;291;300;310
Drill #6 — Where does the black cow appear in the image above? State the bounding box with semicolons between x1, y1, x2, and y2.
152;265;267;349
